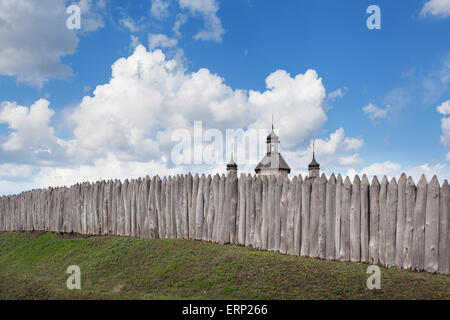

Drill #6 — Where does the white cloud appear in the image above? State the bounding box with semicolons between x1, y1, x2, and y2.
173;13;188;37
440;117;450;148
420;0;450;18
0;163;33;179
362;103;391;121
0;0;103;87
327;87;348;101
151;0;170;20
437;100;450;115
0;99;59;153
148;33;178;49
178;0;225;42
120;16;140;32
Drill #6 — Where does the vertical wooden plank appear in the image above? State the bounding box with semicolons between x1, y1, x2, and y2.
206;175;215;241
335;174;343;260
395;173;407;267
280;176;290;254
174;175;181;238
202;175;211;241
350;175;361;262
229;175;238;245
273;176;283;252
267;175;276;251
386;178;398;267
402;176;416;270
425;175;440;273
181;175;189;239
360;175;370;263
286;176;297;255
185;173;193;238
189;174;198;239
155;176;164;238
309;177;320;258
253;176;263;249
339;177;352;261
196;174;205;240
238;173;246;245
378;176;388;266
326;174;336;260
318;174;327;259
300;177;311;257
438;180;449;274
369;176;380;264
245;174;254;247
412;175;427;271
211;174;220;242
260;176;269;250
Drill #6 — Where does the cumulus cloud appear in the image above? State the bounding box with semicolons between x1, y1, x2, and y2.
362;103;391;121
327;87;348;101
346;161;448;183
437;100;450;115
0;0;103;87
151;0;170;20
441;117;450;148
0;45;355;193
0;99;59;154
420;0;450;18
148;33;178;49
178;0;225;42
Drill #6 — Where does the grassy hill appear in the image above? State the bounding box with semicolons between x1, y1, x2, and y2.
0;231;448;300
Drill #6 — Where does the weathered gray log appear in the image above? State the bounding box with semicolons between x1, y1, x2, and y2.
293;175;303;256
149;177;158;238
369;176;380;264
309;177;320;258
280;176;289;254
195;175;205;240
273;176;283;252
164;177;172;238
286;176;297;255
238;173;246;245
267;175;276;251
245;174;255;247
395;174;406;266
174;175;182;238
190;174;199;239
300;177;311;257
229;175;238;245
350;175;361;262
185;173;193;238
424;175;440;273
220;176;231;245
378;176;388;266
438;180;449;274
339;177;351;261
211;174;220;242
326;174;336;260
335;174;343;259
155;176;164;238
122;179;130;236
412;175;427;271
402;176;416;269
170;176;177;238
253;176;263;249
206;175;216;241
202;175;211;241
386;177;398;267
181;175;192;239
129;180;136;237
261;176;269;250
360;175;369;263
318;174;327;259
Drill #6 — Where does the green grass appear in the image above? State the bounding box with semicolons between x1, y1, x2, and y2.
0;231;448;300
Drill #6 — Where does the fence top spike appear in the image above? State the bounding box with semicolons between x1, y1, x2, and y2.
406;176;415;186
336;174;343;183
194;173;199;179
240;173;246;179
328;174;336;184
206;174;212;181
399;172;406;181
220;173;226;179
344;176;352;186
418;174;428;186
297;174;303;183
292;175;298;183
361;174;369;185
381;175;388;184
247;173;252;179
430;175;439;185
353;175;361;184
389;177;397;185
442;179;449;189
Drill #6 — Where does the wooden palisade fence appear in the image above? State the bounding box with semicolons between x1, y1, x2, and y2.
0;173;448;275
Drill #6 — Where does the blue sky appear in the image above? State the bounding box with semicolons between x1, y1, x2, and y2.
0;0;449;195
